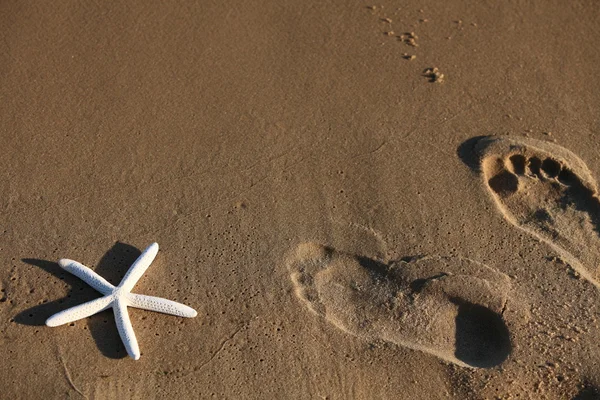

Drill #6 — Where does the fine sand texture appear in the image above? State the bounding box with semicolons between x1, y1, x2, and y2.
2;1;600;399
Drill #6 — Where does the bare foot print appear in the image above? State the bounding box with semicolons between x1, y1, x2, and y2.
287;243;512;368
475;136;600;287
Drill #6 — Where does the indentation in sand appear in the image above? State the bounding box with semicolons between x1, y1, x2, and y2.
475;136;600;288
287;243;512;368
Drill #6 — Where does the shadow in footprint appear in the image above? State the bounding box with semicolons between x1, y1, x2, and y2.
452;300;511;368
356;255;389;277
573;384;600;400
456;135;489;172
17;242;142;359
561;180;600;237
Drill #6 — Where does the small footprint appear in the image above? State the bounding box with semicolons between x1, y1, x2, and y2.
475;136;600;288
287;243;512;368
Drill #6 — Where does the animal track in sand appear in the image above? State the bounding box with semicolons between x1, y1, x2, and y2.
287;243;512;368
476;136;600;288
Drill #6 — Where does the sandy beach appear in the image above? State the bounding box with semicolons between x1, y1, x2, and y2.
2;0;600;398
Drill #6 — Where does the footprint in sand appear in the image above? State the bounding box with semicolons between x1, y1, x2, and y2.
287;243;513;368
474;136;600;287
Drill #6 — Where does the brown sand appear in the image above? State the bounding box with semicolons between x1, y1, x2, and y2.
2;0;600;398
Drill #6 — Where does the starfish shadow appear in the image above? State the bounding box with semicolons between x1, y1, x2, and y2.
17;242;142;359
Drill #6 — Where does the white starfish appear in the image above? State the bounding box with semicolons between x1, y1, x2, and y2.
46;242;197;360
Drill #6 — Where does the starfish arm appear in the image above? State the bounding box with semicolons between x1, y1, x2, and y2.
58;259;115;295
118;243;159;292
46;295;113;327
128;294;198;318
114;298;140;360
